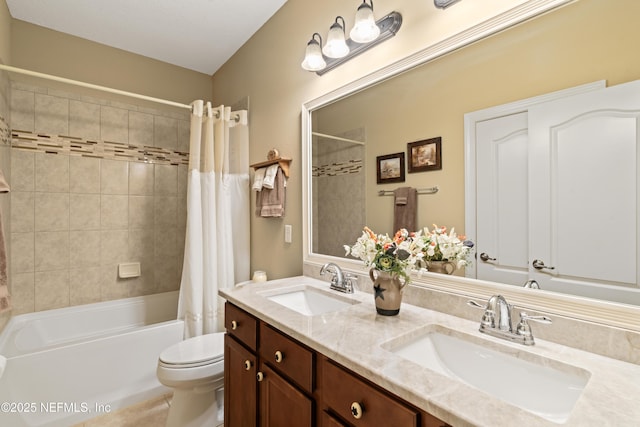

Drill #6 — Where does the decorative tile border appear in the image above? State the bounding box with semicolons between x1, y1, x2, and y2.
312;159;362;177
11;130;189;166
0;115;8;146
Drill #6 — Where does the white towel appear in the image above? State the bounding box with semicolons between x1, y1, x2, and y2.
252;167;266;191
262;164;279;189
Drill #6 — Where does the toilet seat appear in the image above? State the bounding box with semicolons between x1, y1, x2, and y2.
159;332;225;369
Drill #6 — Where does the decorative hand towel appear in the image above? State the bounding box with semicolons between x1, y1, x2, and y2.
252;167;266;191
0;168;11;313
393;187;417;232
262;163;279;189
256;167;286;217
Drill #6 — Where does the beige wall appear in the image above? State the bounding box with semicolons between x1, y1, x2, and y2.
0;0;10;65
212;0;640;280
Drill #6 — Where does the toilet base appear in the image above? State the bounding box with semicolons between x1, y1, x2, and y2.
166;380;224;427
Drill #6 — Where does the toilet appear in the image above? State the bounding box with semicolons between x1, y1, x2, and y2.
156;332;226;427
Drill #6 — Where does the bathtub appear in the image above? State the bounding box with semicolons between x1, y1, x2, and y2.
0;291;184;427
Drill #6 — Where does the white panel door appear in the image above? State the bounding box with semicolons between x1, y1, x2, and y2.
528;80;640;304
476;112;529;286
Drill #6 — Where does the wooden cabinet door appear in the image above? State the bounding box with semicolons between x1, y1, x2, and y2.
259;363;313;427
225;334;257;427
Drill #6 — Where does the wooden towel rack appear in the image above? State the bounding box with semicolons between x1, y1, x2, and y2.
250;149;292;178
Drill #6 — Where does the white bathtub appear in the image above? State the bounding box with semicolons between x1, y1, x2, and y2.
0;291;184;427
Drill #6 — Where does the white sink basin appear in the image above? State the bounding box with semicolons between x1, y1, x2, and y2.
262;286;359;316
384;326;590;423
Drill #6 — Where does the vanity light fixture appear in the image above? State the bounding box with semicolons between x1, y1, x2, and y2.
301;33;327;72
323;16;350;58
350;0;381;43
301;3;402;75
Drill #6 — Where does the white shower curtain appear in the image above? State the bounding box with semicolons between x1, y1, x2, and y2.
178;101;250;339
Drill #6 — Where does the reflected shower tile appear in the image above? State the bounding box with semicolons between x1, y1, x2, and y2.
35;192;69;231
100;229;128;265
11;232;34;273
100;264;128;300
70;267;101;305
154;196;177;228
10;89;35;132
100;159;129;195
153;116;177;149
11;191;34;232
34;231;69;271
35;270;70;311
154;255;180;293
69;100;100;140
178;119;190;153
101;194;128;229
128;228;154;262
155;227;177;260
177;165;188;196
154;164;177;195
129;195;154;229
11;272;35;314
35;152;69;192
11;150;35;191
129;111;154;146
101;105;128;143
129;162;154;195
35;93;69;136
177;196;187;229
70;194;101;230
70;230;100;267
70;155;100;193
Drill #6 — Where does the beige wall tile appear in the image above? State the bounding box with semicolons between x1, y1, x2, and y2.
69;193;101;230
70;230;100;267
101;194;128;229
35;152;69;192
128;228;154;263
177;165;188;196
10;89;34;132
129;162;154;195
154;196;177;228
11;149;35;191
100;159;129;195
100;264;128;300
35;192;69;231
69;156;100;193
129;110;154;146
69;267;101;305
129;195;154;229
69;100;100;140
100;105;128;143
153;116;177;150
11;232;34;273
155;256;179;293
34;231;69;271
100;229;128;265
10;272;35;314
154;164;177;196
11;191;34;232
34;270;69;311
34;93;69;135
155;228;177;260
178;119;190;153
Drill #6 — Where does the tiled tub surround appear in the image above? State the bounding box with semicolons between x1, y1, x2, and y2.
220;277;640;427
8;82;190;314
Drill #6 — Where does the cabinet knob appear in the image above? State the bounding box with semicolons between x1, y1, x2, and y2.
230;320;238;330
350;402;364;419
256;371;264;382
274;350;284;363
244;360;252;371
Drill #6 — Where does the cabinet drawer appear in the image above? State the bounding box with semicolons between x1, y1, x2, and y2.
260;323;314;393
225;303;258;351
322;359;418;427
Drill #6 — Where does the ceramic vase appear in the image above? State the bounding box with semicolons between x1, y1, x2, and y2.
426;260;456;275
369;268;406;316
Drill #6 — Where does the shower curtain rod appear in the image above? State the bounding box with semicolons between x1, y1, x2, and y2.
0;64;193;110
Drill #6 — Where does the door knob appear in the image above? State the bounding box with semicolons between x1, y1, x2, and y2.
480;252;497;262
532;259;555;270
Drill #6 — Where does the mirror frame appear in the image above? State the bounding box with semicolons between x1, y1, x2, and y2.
302;0;640;332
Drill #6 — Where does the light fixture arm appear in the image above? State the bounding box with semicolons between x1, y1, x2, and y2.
315;11;402;75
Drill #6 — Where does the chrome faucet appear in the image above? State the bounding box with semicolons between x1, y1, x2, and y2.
468;294;551;345
320;262;356;294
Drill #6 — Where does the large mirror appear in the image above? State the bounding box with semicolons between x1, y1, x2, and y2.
303;0;640;325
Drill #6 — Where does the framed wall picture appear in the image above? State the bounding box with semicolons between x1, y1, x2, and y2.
376;152;405;184
407;137;442;173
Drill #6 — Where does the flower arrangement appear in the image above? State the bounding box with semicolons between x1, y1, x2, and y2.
421;224;474;269
344;227;424;282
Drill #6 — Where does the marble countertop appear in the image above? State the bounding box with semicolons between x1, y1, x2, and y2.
220;276;640;427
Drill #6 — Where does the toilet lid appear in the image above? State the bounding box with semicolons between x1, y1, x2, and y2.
159;332;225;368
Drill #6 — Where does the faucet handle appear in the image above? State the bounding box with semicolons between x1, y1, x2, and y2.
467;299;486;310
516;312;552;344
344;273;358;293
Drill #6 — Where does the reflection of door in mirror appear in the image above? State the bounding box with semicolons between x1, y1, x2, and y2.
312;129;365;258
473;81;640;305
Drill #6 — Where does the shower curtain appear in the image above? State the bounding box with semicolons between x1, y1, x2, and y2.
178;100;250;338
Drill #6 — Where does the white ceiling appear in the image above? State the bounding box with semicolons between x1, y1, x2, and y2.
6;0;288;75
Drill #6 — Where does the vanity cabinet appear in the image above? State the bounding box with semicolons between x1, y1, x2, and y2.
224;303;449;427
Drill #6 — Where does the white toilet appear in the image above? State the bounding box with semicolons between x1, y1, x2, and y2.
157;332;226;427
